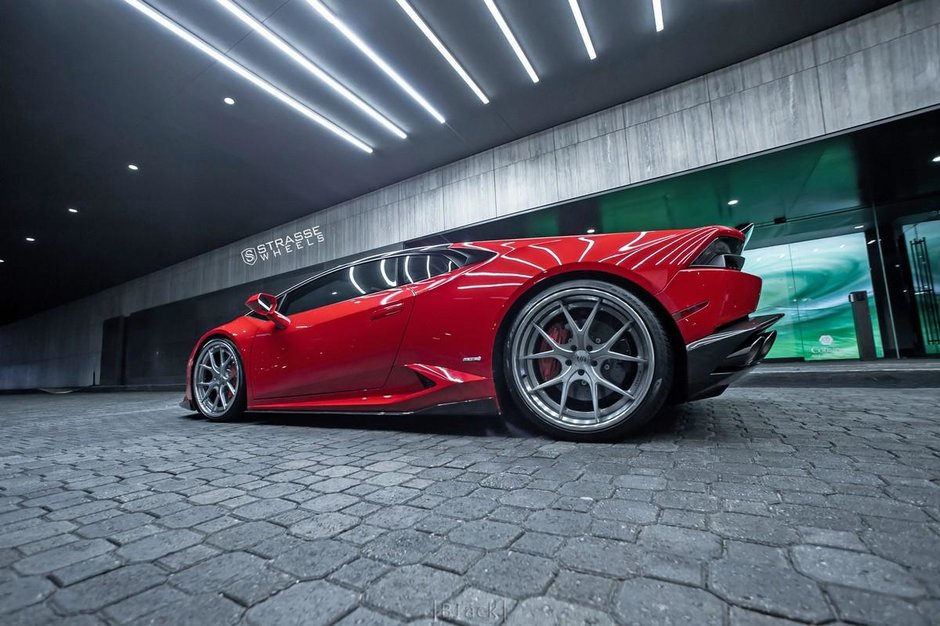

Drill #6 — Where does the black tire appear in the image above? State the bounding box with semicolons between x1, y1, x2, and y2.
192;338;247;422
501;279;673;442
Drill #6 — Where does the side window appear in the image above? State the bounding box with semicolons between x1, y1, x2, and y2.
400;254;458;284
280;258;399;316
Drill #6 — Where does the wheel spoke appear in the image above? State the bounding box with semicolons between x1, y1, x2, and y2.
198;363;213;372
531;370;567;391
589;379;600;423
557;376;571;420
582;299;601;337
596;375;635;400
533;324;565;351
226;381;237;395
196;381;212;387
521;350;556;361
599;322;630;352
602;351;647;364
558;304;580;345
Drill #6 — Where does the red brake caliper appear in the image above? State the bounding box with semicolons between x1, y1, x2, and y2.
538;323;569;381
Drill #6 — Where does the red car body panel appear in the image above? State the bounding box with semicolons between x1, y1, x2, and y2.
183;226;763;415
249;287;415;399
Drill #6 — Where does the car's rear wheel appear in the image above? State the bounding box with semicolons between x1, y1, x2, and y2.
503;280;673;441
193;338;246;421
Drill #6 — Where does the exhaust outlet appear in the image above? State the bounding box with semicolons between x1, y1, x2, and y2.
757;330;777;360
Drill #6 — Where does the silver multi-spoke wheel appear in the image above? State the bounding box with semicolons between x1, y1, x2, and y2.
194;339;241;419
509;286;656;433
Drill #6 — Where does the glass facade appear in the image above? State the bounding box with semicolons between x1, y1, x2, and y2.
744;233;884;360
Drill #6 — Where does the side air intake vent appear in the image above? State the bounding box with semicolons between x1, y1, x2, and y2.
415;372;436;389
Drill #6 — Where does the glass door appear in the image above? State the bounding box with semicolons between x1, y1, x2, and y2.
902;219;940;355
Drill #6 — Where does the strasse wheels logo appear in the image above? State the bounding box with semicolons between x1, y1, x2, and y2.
241;225;325;266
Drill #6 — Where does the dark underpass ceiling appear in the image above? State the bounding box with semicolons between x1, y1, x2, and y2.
0;0;896;324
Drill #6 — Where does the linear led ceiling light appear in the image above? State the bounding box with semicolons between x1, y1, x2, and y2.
305;0;445;124
396;0;489;104
652;0;664;32
216;0;405;139
121;0;373;153
483;0;538;83
568;0;596;60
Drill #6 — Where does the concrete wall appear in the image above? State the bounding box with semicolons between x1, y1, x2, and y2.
2;0;939;389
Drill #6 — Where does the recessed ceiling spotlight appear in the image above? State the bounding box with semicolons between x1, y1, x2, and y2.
121;0;373;153
306;0;445;123
215;0;406;139
127;164;139;171
932;155;940;163
727;199;739;206
396;0;489;104
586;228;596;234
854;224;865;229
223;97;236;105
483;0;539;83
25;237;36;242
652;0;664;32
0;259;5;263
568;0;596;60
68;207;79;213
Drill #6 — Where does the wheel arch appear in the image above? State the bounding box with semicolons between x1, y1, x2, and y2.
491;269;687;411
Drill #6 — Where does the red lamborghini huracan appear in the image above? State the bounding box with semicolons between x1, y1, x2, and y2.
182;226;780;440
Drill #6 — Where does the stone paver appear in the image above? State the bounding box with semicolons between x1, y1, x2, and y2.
615;577;725;625
708;560;831;622
0;388;938;624
246;581;357;626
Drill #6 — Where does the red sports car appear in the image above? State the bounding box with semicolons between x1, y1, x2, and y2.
182;226;779;440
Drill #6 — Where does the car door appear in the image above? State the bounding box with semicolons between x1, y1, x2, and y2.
249;257;414;400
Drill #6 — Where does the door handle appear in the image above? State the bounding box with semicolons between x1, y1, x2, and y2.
371;302;405;319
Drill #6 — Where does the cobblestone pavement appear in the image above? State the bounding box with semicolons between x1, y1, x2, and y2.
1;388;939;625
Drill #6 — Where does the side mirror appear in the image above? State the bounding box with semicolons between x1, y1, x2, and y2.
245;293;290;329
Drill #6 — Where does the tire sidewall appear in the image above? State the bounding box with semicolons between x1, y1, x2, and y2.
193;337;247;421
502;279;673;441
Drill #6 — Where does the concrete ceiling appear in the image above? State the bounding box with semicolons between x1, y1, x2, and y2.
0;0;896;324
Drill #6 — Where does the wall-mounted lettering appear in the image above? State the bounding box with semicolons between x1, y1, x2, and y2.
241;226;325;266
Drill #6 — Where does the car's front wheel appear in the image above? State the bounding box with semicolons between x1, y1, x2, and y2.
193;338;246;421
503;280;673;441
